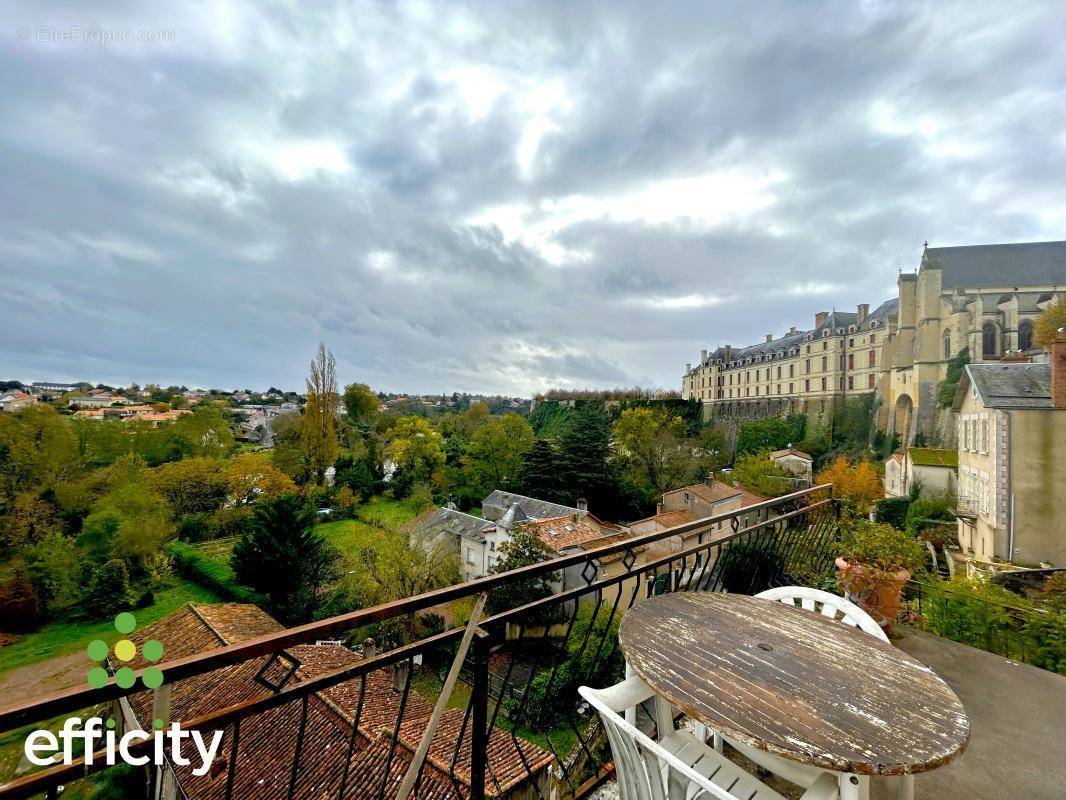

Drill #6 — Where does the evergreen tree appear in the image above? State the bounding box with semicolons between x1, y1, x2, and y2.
231;494;341;623
555;402;615;509
518;439;562;502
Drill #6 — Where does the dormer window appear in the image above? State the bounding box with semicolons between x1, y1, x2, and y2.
822;330;829;338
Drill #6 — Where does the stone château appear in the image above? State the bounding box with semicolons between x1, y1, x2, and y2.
682;240;1066;442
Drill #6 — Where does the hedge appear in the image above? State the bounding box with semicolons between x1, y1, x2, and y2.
166;541;266;605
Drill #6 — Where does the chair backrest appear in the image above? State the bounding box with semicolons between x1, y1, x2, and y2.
579;676;744;800
756;585;889;642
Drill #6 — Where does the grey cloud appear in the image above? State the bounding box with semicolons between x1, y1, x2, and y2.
1;0;1064;394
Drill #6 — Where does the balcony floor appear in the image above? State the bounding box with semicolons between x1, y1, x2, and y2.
591;627;1066;800
869;627;1066;800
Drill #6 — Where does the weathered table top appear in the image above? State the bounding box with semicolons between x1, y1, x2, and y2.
618;592;970;776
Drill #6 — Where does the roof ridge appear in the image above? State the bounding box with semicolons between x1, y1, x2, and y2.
186;602;230;646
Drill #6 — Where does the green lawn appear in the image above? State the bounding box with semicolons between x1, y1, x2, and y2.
0;578;221;676
355;496;423;529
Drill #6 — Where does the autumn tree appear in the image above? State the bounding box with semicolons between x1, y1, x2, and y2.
816;457;883;516
301;343;341;484
149;458;227;517
1034;301;1066;348
226;454;298;505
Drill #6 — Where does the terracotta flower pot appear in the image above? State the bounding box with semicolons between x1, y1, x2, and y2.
835;557;910;634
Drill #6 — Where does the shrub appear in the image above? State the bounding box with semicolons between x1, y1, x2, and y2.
816;457;882;517
873;497;910;529
838;521;926;576
86;559;134;618
918;577;1029;652
167;541;266;605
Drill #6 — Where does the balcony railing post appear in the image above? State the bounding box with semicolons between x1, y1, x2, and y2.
469;629;491;800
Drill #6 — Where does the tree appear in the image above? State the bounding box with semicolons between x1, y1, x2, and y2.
1035;301;1066;348
518;439;562;502
485;526;561;626
230;494;341;623
271;412;307;481
461;414;534;495
24;532;82;613
86;559;133;618
555;402;615;508
613;407;693;500
334;532;459;645
0;571;40;631
731;451;794;498
333;454;377;500
301;344;341;484
342;382;379;425
167;406;235;459
386;416;445;498
150;458;227;517
0;406;80;509
816;457;883;516
226;454;298;505
736;416;805;457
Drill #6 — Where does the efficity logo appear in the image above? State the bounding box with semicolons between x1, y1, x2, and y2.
24;612;223;777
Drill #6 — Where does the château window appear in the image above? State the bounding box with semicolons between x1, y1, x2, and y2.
943;330;951;359
1019;320;1033;351
868;350;876;367
982;322;997;357
868;373;875;388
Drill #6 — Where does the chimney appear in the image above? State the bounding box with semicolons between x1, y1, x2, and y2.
576;498;588;513
685;363;692;373
502;493;511;507
446;500;456;510
700;349;708;362
857;304;869;323
765;333;773;343
724;345;733;361
1052;329;1066;409
363;638;376;659
815;311;829;328
704;474;715;488
656;501;664;515
789;326;797;335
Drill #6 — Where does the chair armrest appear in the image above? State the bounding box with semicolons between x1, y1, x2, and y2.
798;772;839;800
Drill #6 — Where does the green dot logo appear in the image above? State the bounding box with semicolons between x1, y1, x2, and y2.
85;614;167;707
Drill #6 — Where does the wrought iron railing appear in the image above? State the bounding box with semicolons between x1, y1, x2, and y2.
0;485;840;800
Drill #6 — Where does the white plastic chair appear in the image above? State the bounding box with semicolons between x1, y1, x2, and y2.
579;675;839;800
756;586;889;642
701;587;892;800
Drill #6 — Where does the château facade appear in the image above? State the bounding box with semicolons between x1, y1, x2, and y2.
682;240;1066;443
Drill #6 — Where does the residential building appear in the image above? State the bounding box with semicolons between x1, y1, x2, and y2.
769;446;813;484
0;390;35;412
30;381;82;393
120;602;552;800
628;477;766;547
407;491;630;587
883;448;958;499
683;239;1066;445
952;334;1066;566
69;394;123;409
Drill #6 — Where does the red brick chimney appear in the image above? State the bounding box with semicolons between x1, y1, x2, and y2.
1053;329;1066;409
815;311;829;328
857;304;869;323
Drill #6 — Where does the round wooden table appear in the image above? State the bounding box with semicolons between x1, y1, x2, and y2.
619;592;969;795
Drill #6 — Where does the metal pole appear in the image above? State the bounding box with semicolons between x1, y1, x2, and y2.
469;629;491;800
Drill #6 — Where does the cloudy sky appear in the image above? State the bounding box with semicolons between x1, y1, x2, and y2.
2;1;1065;395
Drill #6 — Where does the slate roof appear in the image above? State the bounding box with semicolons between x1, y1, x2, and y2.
955;363;1054;410
923;240;1066;289
482;490;583;522
695;297;899;370
907;448;958;468
123;603;552;800
406;506;494;544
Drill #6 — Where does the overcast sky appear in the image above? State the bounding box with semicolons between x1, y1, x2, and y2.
2;1;1064;395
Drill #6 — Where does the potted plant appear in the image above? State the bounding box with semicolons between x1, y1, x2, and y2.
835;521;925;632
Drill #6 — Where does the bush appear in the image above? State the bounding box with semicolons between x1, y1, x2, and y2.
904;497;955;535
838;521;926;576
86;559;134;618
167;541;266;604
873;497;910;529
919;577;1029;651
